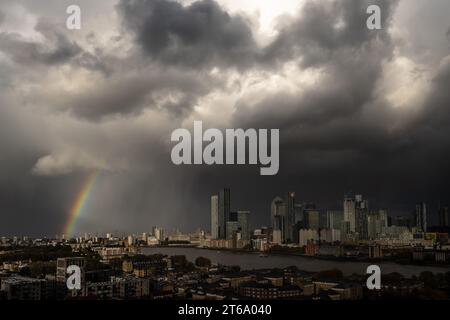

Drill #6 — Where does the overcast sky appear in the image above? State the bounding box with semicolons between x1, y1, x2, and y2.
0;0;449;237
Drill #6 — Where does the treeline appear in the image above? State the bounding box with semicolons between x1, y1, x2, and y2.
0;245;75;263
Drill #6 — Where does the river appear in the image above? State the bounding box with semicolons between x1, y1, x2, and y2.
142;247;450;277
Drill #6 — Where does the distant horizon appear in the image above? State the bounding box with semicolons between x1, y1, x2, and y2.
1;192;447;239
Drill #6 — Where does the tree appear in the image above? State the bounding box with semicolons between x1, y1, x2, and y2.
195;256;211;268
419;271;438;289
314;269;343;281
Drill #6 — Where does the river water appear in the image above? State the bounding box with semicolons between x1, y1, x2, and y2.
142;247;450;277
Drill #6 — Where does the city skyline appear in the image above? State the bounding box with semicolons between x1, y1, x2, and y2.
0;187;448;238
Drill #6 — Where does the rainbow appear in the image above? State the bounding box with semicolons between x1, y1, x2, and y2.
64;170;100;238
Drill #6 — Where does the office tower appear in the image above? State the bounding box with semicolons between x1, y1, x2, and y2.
320;228;341;243
341;221;351;240
226;221;240;240
294;203;303;224
211;195;219;239
355;195;369;240
394;216;411;228
292;221;303;244
218;188;231;239
304;209;320;230
270;193;297;243
153;227;165;241
415;202;427;232
284;192;296;243
319;211;328;229
326;210;344;230
299;229;319;247
229;211;238;221
271;196;286;242
378;210;388;227
367;213;378;240
367;210;388;240
272;229;282;244
237;211;250;240
439;206;449;227
343;194;356;232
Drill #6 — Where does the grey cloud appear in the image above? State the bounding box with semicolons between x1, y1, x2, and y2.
263;0;397;68
59;68;219;120
234;0;398;129
0;19;82;66
117;0;258;69
0;19;110;75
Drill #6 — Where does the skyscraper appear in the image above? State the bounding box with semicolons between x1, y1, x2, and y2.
285;192;296;243
211;195;219;239
270;194;296;243
343;194;356;232
226;221;240;240
394;215;410;228
439;206;449;227
415;202;427;232
367;210;387;240
237;211;250;240
271;196;285;242
218;188;231;239
326;210;344;230
355;195;369;240
294;203;304;224
304;209;320;230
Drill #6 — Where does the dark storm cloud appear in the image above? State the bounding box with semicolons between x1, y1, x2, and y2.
1;0;450;237
61;68;219;120
234;0;397;129
263;0;397;68
117;0;258;69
